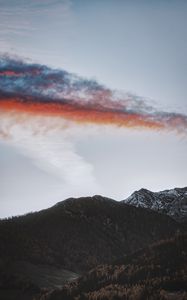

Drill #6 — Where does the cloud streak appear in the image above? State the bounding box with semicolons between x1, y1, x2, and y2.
0;55;187;135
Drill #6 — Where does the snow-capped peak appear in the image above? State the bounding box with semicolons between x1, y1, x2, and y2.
122;187;187;222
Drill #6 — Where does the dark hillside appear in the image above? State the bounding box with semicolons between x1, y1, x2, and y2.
0;195;181;273
39;233;187;300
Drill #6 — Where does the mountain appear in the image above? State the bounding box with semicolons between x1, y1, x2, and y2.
37;233;187;300
0;195;181;273
122;187;187;222
0;194;184;299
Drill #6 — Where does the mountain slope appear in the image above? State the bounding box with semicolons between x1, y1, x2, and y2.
123;187;187;222
0;195;182;274
38;233;187;300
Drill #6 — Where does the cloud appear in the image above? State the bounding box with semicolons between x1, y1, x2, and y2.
0;55;187;134
0;110;100;195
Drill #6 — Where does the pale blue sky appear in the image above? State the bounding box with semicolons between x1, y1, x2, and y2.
1;0;186;111
0;0;187;217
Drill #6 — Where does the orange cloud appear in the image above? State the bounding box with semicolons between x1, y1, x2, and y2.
0;56;186;135
0;97;165;131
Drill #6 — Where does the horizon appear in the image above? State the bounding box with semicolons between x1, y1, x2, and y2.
0;0;187;218
1;185;186;220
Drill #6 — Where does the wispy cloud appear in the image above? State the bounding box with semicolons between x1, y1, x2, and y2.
0;56;187;134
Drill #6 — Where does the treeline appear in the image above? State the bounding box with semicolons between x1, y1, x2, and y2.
37;233;187;300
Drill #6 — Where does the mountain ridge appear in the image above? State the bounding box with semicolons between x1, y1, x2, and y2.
0;194;182;272
122;186;187;222
0;188;186;300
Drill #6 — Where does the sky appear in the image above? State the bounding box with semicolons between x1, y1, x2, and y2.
0;0;187;218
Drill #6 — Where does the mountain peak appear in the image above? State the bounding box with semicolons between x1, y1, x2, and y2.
123;187;187;222
137;188;150;193
54;195;116;208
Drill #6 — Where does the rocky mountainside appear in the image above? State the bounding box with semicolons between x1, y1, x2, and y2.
122;187;187;222
37;233;187;300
